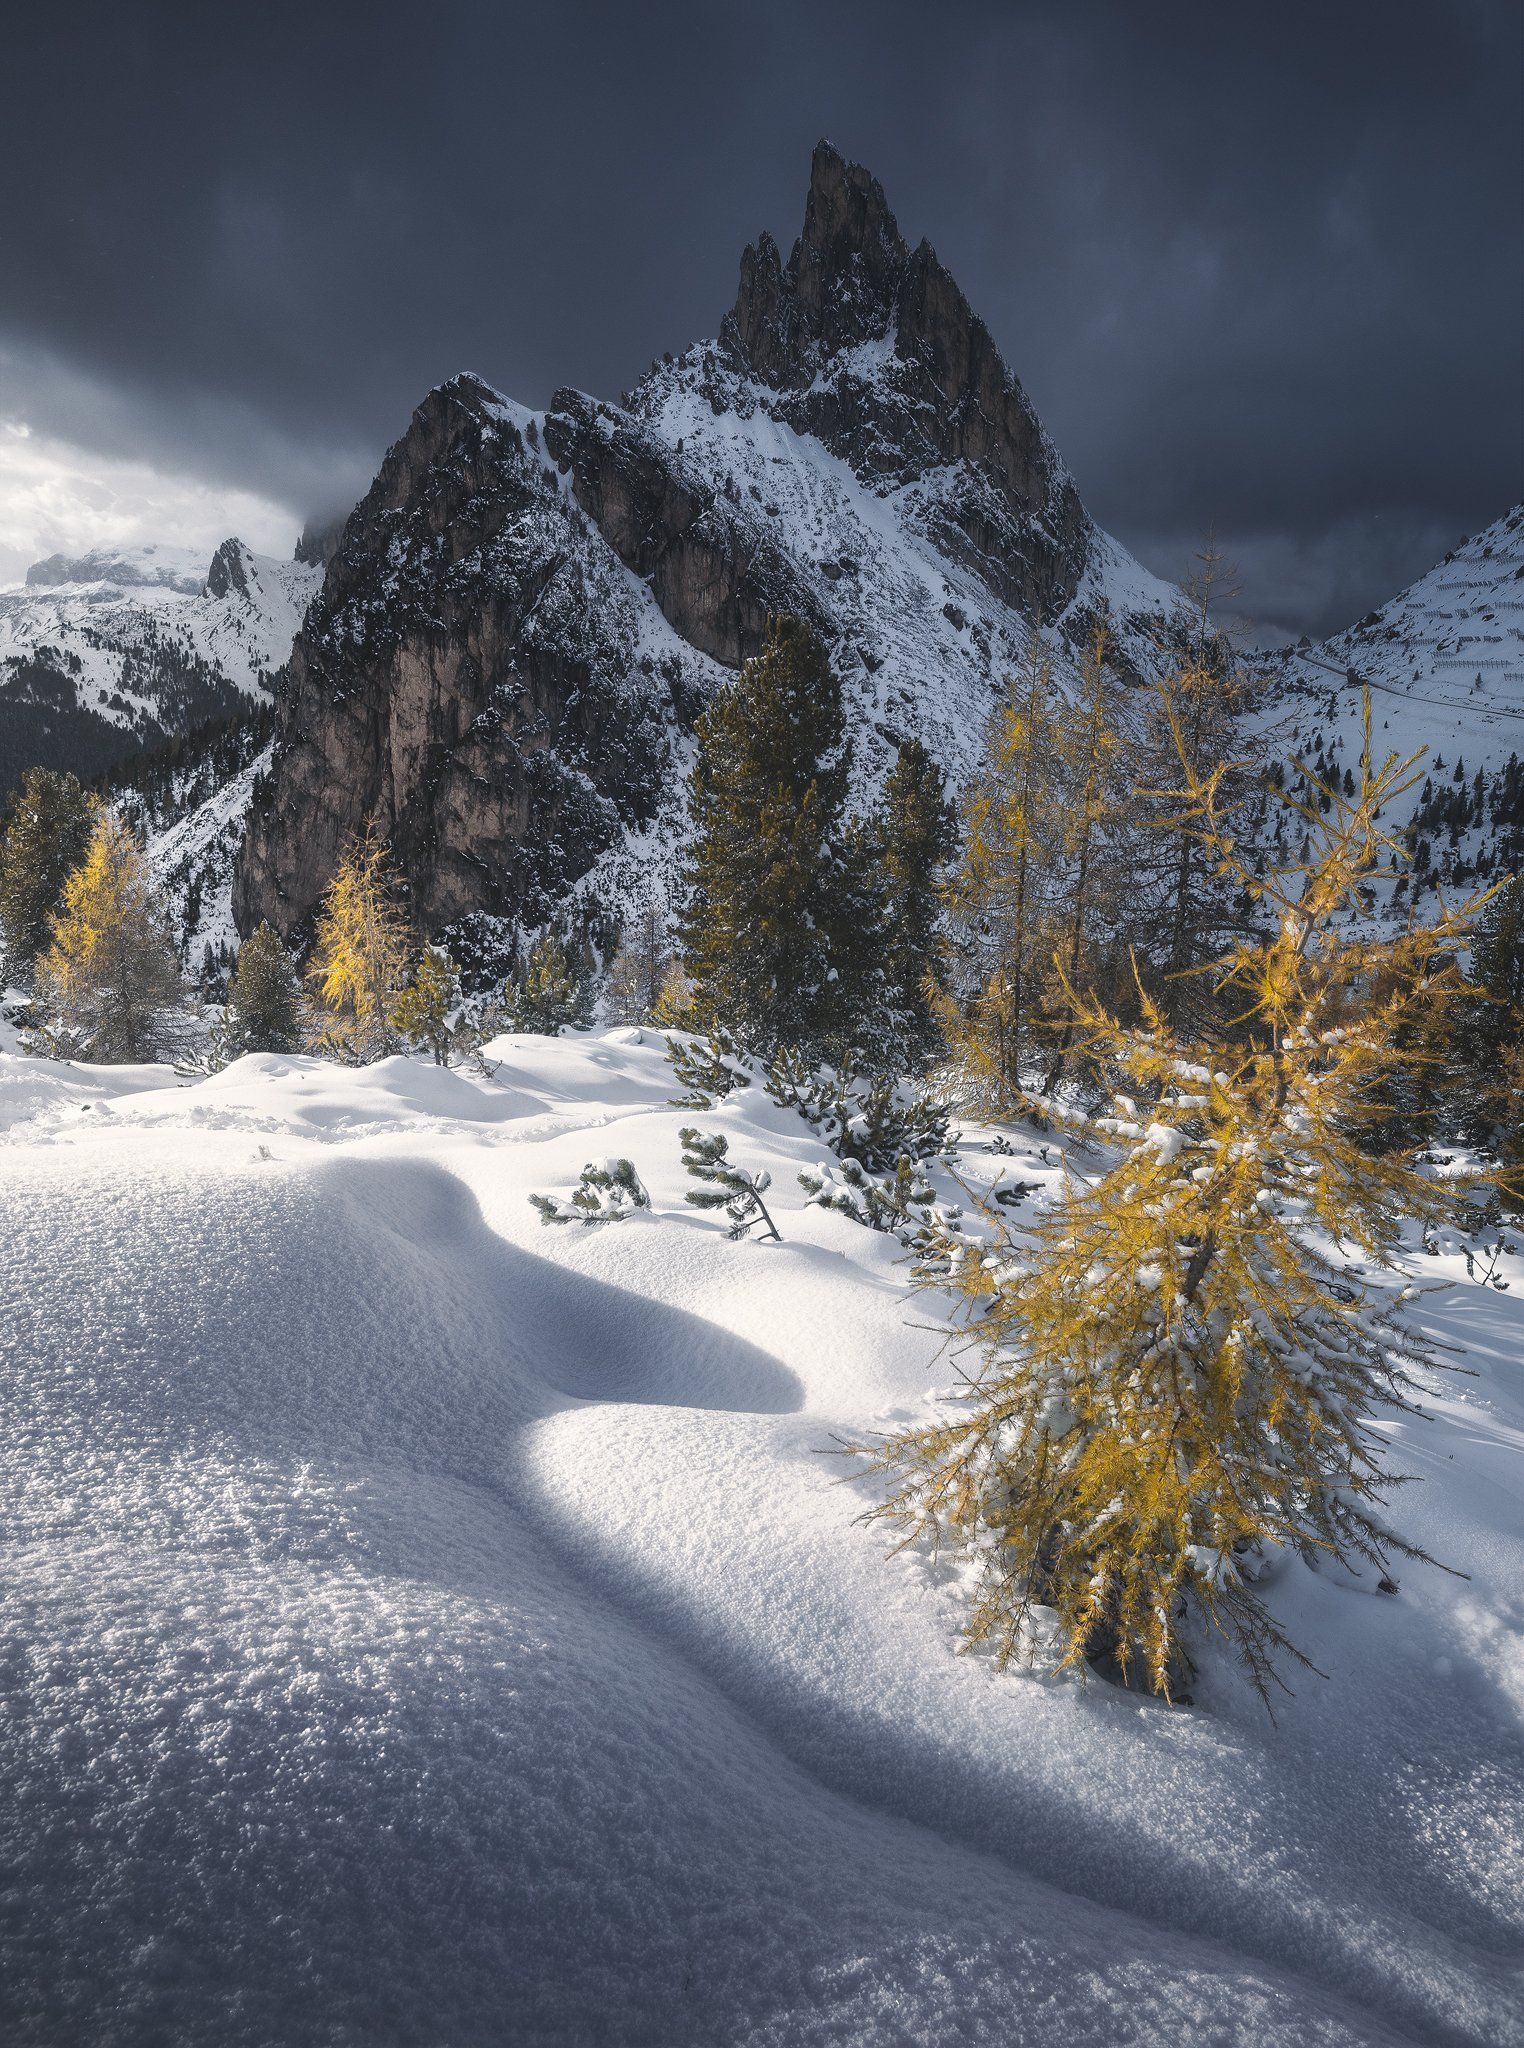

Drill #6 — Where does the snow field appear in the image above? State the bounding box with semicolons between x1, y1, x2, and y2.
1;1030;1521;2044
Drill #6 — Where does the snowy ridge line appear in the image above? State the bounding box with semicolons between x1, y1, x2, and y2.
1273;642;1524;728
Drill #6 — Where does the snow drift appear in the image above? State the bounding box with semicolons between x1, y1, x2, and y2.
1;1033;1520;2044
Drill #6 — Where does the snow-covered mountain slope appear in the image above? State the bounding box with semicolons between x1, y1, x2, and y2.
1276;505;1524;722
1249;506;1524;910
2;1029;1520;2045
0;538;318;794
612;347;1186;802
234;144;1196;949
133;733;274;970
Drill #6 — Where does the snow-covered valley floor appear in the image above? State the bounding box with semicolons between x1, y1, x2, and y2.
2;1030;1521;2046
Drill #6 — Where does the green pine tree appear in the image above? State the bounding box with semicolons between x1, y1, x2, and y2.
1471;876;1524;1019
677;617;853;1057
393;944;459;1063
827;813;896;1060
507;933;587;1034
876;738;955;1065
215;922;304;1061
1459;875;1524;1158
0;768;98;984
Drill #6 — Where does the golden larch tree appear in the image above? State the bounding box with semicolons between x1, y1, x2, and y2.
936;634;1067;1110
307;827;412;1061
36;812;184;1062
1041;614;1133;1093
859;698;1487;1706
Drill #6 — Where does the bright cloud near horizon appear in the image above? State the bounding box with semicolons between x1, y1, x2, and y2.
0;418;300;587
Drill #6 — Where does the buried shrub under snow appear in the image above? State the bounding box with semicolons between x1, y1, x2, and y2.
530;1158;652;1226
679;1126;781;1241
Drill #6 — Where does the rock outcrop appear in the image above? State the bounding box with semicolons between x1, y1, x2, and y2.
203;538;253;601
541;391;821;668
235;378;715;937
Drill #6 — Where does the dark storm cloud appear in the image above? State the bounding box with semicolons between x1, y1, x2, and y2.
1;0;1519;634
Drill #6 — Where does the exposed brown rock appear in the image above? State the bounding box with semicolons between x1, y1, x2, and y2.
542;391;821;667
235;377;681;941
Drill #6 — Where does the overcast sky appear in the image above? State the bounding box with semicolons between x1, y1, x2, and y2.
2;0;1519;635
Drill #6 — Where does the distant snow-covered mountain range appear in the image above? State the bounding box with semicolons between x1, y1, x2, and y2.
0;539;318;795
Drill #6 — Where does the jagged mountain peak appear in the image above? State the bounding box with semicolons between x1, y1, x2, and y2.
203;537;254;601
231;143;1188;950
722;141;911;382
364;372;513;506
708;143;1085;617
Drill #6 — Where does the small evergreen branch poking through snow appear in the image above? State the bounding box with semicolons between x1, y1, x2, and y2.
765;1048;955;1171
530;1157;651;1226
665;1027;755;1109
799;1155;911;1232
799;1154;967;1258
854;694;1493;1710
679;1127;781;1241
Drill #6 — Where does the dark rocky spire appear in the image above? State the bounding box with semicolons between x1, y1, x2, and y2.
715;141;1087;613
722;142;910;383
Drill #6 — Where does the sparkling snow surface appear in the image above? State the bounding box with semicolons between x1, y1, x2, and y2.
2;1033;1521;2045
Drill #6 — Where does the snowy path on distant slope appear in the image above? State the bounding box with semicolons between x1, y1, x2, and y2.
2;1033;1521;2046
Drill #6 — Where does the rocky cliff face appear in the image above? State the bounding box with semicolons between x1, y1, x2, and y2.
234;143;1184;946
235;378;722;936
540;391;819;668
